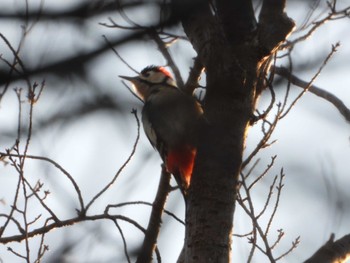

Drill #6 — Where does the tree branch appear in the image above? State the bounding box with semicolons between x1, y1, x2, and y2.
85;109;140;212
178;0;215;58
258;0;295;56
214;0;257;44
0;1;143;21
0;214;144;244
136;166;172;263
0;31;142;85
0;15;182;86
184;56;204;95
304;234;350;263
0;152;85;214
150;31;185;90
274;66;350;122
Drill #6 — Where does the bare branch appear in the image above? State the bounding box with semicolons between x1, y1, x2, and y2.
265;170;285;236
102;35;139;74
304;234;350;263
121;81;144;103
258;0;295;55
242;103;282;169
238;170;275;262
0;152;85;213
275;236;300;261
274;66;350;122
280;43;339;119
22;177;59;222
238;159;291;262
150;31;184;89
248;156;276;191
184;56;204;95
0;1;143;21
0;33;32;89
256;175;277;220
0;214;144;244
105;201;184;225
85;109;140;212
7;247;27;260
284;2;350;48
35;219;50;263
113;220;131;263
136;166;172;263
0;152;22;238
0;18;182;86
0;214;25;234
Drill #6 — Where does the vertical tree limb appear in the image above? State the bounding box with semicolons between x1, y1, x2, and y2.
136;166;172;263
258;0;295;56
184;56;204;95
179;0;216;59
179;1;258;261
214;0;257;44
176;1;296;262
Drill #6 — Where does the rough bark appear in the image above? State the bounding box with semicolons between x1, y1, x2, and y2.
304;234;350;263
258;0;295;56
172;0;294;262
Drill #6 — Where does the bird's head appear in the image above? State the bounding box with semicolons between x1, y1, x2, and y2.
119;65;177;101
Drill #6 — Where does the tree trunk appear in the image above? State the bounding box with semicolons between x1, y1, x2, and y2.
174;0;295;262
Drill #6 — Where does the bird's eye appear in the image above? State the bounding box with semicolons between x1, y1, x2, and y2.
142;72;150;77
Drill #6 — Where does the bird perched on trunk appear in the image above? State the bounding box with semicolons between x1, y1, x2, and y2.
120;66;203;195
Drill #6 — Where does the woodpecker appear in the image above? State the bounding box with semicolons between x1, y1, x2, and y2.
120;66;203;194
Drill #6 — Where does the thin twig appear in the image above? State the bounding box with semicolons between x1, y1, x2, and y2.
275;236;300;261
105;201;184;225
265;170;285;236
112;219;131;263
0;214;25;234
242;158;260;181
150;30;184;89
99;17;139;30
0;149;22;238
270;229;284;250
256;175;278;220
7;247;27;260
274;65;350;122
121;81;144;103
85;109;140;211
22;177;59;222
279;52;293;114
0;213;144;244
242;103;282;169
35;218;50;263
248;156;276;191
0;152;85;213
236;191;257;262
0;33;31;89
279;43;340;119
239;174;275;262
102;35;139;74
283;2;350;49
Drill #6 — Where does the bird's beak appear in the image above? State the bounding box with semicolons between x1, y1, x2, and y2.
119;75;137;81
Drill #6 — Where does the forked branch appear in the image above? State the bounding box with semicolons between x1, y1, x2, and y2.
274;66;350;122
